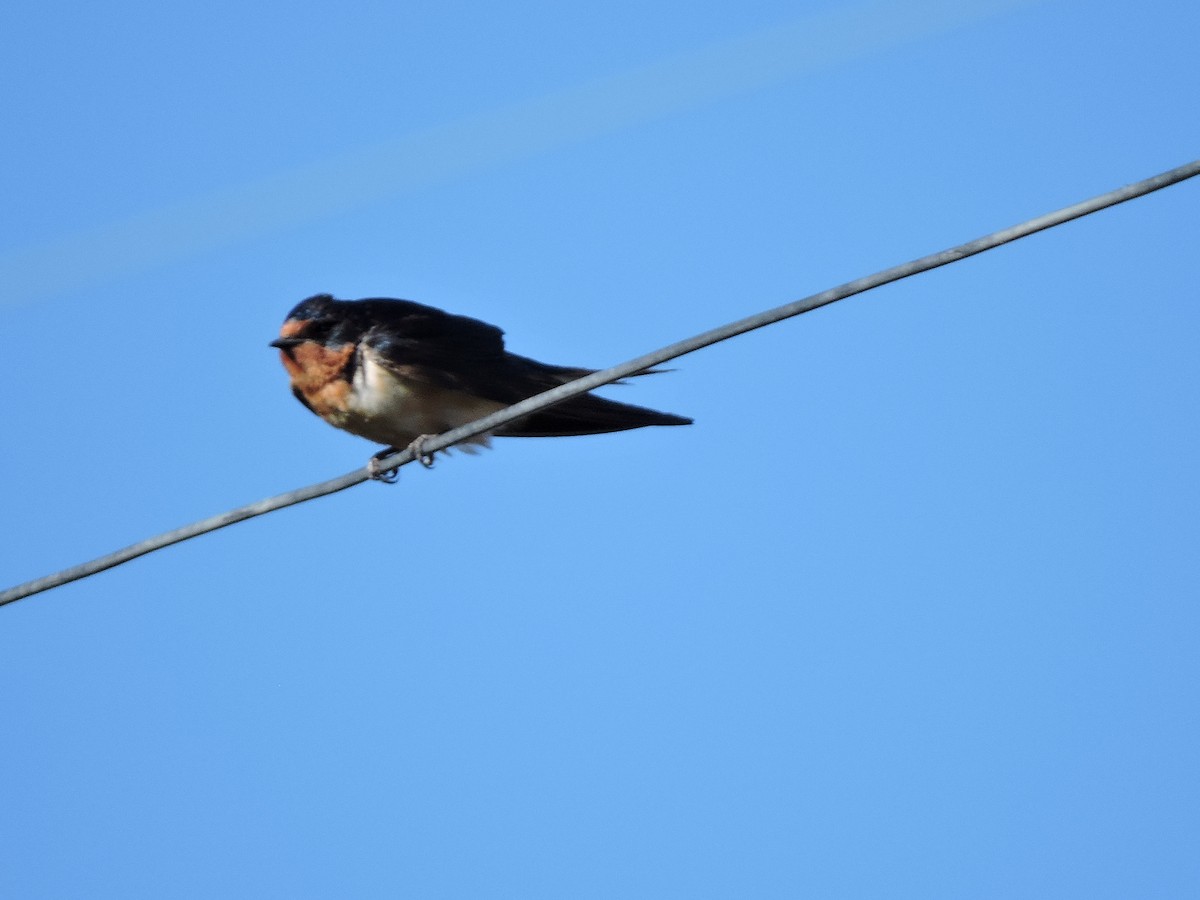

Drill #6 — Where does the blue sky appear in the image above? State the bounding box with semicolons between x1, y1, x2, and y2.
2;1;1198;897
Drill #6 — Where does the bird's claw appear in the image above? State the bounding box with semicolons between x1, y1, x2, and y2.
366;436;437;482
409;435;437;469
368;449;401;483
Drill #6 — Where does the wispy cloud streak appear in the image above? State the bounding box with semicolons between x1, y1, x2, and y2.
2;0;1035;304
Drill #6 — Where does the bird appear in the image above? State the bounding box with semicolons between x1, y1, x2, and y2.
271;294;691;477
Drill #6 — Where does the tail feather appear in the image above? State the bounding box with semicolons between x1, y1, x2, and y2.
496;392;692;438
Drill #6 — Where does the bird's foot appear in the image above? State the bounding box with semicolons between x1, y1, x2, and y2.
368;447;401;483
408;434;437;469
367;436;437;481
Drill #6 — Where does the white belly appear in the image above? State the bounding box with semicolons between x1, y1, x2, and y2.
337;353;505;449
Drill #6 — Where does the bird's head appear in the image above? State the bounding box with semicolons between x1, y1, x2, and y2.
270;294;367;356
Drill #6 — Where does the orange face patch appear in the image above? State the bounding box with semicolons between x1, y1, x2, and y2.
278;318;311;340
303;377;354;420
279;341;357;418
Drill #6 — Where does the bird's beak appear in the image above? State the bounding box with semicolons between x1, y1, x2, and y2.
270;337;304;349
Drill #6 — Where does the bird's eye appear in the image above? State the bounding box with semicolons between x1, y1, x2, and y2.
303;319;334;340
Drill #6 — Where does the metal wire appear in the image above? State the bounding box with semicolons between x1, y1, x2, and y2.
3;159;1197;607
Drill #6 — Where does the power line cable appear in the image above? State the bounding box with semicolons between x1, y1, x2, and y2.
3;159;1197;608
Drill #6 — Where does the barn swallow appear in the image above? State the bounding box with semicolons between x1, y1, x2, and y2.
271;294;691;477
